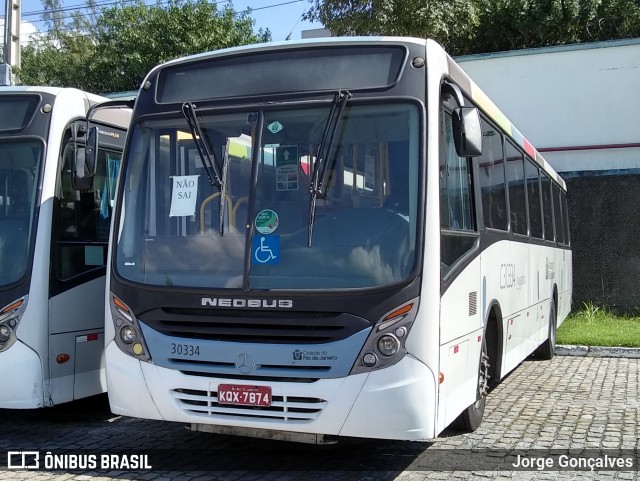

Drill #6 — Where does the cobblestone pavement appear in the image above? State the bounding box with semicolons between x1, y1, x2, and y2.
0;355;638;480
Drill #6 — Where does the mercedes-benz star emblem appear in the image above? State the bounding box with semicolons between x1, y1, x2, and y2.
235;353;256;374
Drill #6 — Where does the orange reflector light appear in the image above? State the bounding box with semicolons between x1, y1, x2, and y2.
1;299;23;314
113;296;130;314
56;354;70;364
439;372;445;384
384;303;413;321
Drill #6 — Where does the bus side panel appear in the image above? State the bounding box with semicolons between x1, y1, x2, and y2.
48;276;107;403
74;331;106;399
556;249;572;326
48;276;106;334
481;240;538;378
48;332;75;405
437;256;483;431
437;334;483;430
529;243;544;345
530;243;555;348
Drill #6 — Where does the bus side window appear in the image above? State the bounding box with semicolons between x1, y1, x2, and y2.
540;172;554;242
55;136;121;281
477;118;508;231
553;183;565;245
440;110;477;276
504;140;527;236
525;158;543;239
561;190;570;245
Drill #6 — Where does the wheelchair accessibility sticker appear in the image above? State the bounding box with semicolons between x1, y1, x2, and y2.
252;235;280;265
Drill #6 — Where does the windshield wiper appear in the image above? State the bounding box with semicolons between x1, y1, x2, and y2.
181;101;228;235
219;138;230;235
307;90;351;247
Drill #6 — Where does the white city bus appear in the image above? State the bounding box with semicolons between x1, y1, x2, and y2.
106;38;571;442
0;87;131;408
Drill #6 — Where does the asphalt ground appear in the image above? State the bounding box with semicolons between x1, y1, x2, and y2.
0;350;638;480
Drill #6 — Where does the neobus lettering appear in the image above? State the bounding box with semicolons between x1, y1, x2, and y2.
201;297;293;308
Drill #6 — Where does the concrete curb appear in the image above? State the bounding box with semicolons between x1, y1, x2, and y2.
556;344;640;359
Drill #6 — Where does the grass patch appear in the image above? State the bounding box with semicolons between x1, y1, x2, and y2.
557;302;640;347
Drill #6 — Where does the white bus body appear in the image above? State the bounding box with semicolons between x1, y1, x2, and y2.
0;87;130;408
106;38;571;441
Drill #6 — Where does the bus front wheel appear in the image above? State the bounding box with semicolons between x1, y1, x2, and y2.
455;337;490;432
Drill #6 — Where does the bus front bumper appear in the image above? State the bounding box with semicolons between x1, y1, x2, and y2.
0;340;44;408
105;341;437;441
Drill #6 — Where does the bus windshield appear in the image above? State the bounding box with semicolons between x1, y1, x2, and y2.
115;102;420;290
0;140;41;288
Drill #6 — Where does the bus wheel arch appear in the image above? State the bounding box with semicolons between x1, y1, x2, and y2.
484;302;503;388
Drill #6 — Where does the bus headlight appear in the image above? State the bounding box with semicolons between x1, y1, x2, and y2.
109;293;151;362
0;324;11;343
120;326;137;344
0;295;28;353
350;298;418;375
377;335;399;356
362;352;378;367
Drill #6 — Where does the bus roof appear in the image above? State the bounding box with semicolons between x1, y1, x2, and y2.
0;86;107;103
0;86;130;130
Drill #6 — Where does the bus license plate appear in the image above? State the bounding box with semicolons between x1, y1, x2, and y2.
218;384;272;407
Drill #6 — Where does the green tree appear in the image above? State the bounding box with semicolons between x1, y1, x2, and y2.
305;0;640;55
472;0;640;53
304;0;480;53
17;0;98;87
17;0;271;92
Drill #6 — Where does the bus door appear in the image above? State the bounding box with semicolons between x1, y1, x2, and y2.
438;106;483;427
48;122;122;404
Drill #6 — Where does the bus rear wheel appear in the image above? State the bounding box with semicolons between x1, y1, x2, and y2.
455;337;490;432
534;298;556;360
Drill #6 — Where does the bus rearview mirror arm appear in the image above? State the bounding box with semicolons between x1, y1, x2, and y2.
442;80;483;158
73;126;98;191
73;98;134;191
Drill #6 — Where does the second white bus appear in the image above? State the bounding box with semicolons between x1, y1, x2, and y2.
0;87;130;408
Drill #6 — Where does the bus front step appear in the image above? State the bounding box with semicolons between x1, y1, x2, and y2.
188;423;339;445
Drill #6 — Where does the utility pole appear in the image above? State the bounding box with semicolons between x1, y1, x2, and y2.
2;0;21;86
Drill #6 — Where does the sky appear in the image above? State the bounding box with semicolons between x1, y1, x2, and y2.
3;0;324;44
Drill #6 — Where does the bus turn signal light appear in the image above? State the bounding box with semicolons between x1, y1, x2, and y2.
1;299;23;315
383;303;413;321
113;296;130;315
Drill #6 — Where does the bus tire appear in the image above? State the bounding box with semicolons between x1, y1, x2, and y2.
534;299;556;360
455;336;490;432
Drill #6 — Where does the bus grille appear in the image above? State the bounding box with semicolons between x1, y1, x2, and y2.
139;308;370;344
172;388;327;422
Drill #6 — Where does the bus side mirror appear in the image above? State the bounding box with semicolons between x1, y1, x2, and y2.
73;127;98;190
452;107;482;157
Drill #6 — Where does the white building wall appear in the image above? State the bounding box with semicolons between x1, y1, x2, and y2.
456;38;640;174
